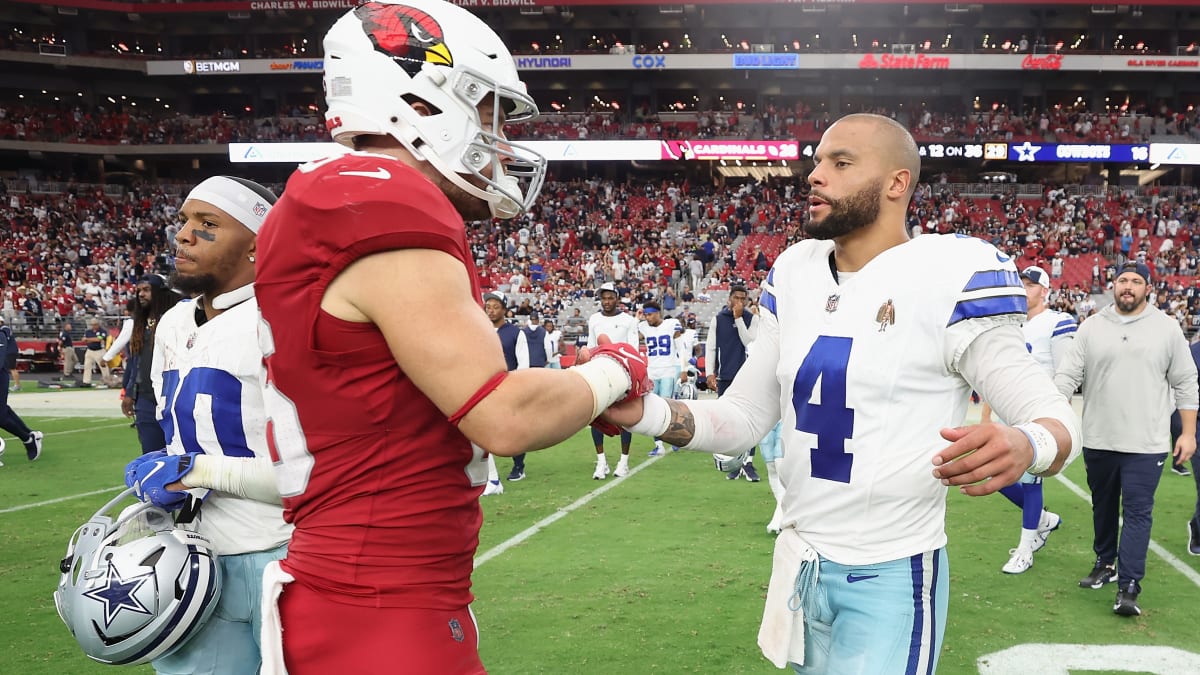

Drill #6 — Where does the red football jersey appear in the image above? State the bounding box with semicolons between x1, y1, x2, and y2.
256;152;485;609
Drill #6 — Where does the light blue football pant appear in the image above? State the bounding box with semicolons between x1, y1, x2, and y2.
154;543;288;675
791;548;948;675
652;372;679;400
759;421;784;463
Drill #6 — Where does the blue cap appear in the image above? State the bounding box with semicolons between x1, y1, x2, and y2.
1118;262;1151;284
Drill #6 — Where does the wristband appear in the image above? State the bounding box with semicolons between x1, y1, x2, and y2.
572;357;632;420
626;394;671;438
1014;422;1057;475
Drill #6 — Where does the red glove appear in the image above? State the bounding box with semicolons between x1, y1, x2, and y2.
588;341;652;404
590;417;623;437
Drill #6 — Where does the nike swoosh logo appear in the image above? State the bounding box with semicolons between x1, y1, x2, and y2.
1157;461;1165;467
338;168;391;180
141;461;166;483
846;573;879;584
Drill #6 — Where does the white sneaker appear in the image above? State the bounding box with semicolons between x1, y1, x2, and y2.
614;457;630;478
1033;510;1061;552
0;436;5;467
1001;547;1034;574
592;460;610;480
482;480;504;496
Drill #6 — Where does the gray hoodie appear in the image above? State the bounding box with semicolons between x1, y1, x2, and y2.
1054;303;1198;454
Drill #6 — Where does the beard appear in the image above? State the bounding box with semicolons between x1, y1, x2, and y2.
805;179;883;240
169;270;218;298
439;172;494;222
1115;292;1146;313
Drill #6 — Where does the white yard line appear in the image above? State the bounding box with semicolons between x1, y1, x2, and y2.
475;453;665;568
0;486;124;515
1054;473;1200;588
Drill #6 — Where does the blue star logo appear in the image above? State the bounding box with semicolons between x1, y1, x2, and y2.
82;562;156;628
1014;141;1041;162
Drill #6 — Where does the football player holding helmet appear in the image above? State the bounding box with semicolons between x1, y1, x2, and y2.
54;488;221;665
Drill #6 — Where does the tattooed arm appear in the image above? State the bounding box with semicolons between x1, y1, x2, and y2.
659;399;697;447
608;308;783;454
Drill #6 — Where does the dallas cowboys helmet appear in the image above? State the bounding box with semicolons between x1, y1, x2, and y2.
713;452;748;473
54;488;221;665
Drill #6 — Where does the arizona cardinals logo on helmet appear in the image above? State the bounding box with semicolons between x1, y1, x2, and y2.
355;2;453;77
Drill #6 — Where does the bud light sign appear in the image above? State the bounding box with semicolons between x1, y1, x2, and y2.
732;53;799;70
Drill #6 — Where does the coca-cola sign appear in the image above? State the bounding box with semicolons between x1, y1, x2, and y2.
1021;54;1064;71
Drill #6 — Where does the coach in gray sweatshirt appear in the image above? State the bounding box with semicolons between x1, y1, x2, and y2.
1054;261;1198;618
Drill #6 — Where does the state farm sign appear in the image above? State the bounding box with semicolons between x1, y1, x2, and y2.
1021;54;1064;71
857;53;950;70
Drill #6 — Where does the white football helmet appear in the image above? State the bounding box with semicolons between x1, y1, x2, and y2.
54;488;221;665
323;0;547;219
713;452;748;473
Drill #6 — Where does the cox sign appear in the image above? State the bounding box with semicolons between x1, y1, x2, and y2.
632;55;667;69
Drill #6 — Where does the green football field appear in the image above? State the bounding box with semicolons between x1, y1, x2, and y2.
2;408;1198;674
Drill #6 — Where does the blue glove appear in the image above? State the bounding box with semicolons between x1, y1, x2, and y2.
131;453;200;511
124;450;169;489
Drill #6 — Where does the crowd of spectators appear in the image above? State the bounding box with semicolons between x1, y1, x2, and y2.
1;180;191;338
0;102;327;146
3;173;1200;355
5;22;1197;61
3;99;1198;148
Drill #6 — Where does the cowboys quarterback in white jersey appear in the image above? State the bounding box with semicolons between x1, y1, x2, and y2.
602;114;1081;674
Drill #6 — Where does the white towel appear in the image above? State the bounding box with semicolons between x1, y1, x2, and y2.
757;528;819;669
260;560;295;675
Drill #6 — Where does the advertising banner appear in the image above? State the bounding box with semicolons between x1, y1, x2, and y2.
1007;142;1150;163
230;140;665;163
661;140;799;161
1149;143;1200;165
14;0;1200;13
144;53;1200;76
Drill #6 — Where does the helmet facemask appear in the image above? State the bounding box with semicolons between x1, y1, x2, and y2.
412;67;547;220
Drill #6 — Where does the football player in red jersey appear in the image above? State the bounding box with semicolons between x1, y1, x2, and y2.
253;2;648;674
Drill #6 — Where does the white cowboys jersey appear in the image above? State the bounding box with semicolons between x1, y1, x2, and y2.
152;293;292;555
586;310;639;349
676;327;698;366
639;318;683;378
758;234;1026;565
1023;309;1077;376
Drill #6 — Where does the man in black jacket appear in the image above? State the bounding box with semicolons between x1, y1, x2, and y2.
0;317;42;463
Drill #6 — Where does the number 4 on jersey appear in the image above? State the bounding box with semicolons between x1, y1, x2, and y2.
791;336;855;483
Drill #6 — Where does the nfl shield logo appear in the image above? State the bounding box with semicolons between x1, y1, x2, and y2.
186;333;197;350
253;202;268;218
448;618;465;643
825;294;840;313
